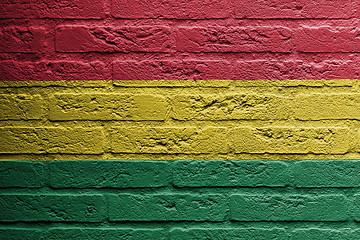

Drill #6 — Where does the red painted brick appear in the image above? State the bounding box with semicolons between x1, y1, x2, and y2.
235;0;354;19
234;60;358;80
295;60;359;79
0;26;46;53
234;60;299;80
113;60;232;80
0;0;105;19
296;27;360;53
56;25;174;53
176;26;293;52
112;0;230;19
0;61;107;81
0;0;35;19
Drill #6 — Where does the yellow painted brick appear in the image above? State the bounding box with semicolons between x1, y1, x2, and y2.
113;79;232;88
0;94;44;120
0;127;104;154
110;127;228;154
229;127;350;154
294;94;360;120
171;94;291;120
49;93;168;121
0;80;108;88
0;80;359;160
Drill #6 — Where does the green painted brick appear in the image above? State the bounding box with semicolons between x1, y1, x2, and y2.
173;160;289;187
171;94;291;120
291;160;360;187
109;194;227;221
0;94;44;120
352;194;360;221
170;228;287;240
0;161;47;187
351;230;360;239
49;93;168;121
110;127;228;154
47;228;166;240
0;194;105;222
50;160;170;188
0;228;45;240
229;127;350;154
291;228;352;240
230;194;349;221
0;127;104;154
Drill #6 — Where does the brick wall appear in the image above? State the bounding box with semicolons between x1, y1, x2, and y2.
2;159;360;239
1;79;360;238
1;0;360;81
1;0;360;239
1;80;360;161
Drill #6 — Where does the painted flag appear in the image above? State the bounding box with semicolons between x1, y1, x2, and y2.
1;0;360;239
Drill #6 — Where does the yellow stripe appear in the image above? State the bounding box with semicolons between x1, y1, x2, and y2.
0;79;359;161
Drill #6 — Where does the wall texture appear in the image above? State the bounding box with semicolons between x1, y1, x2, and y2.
1;0;360;81
2;159;360;239
1;0;360;239
2;80;360;239
1;79;360;161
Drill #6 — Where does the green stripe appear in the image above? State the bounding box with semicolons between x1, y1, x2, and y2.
2;159;360;239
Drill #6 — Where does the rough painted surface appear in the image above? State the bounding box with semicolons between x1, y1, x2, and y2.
2;160;360;239
1;79;360;161
1;0;360;81
1;0;360;238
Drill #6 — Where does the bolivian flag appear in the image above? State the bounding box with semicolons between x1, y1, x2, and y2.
1;0;360;239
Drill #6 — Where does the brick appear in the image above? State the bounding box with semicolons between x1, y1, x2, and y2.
291;229;352;240
351;230;360;239
230;194;349;221
0;1;34;19
293;60;358;80
109;194;226;221
0;61;108;81
112;60;233;80
0;194;105;222
229;127;350;154
48;228;166;240
109;127;229;154
294;94;360;120
296;27;360;53
0;0;105;19
234;60;300;80
0;79;108;88
173;160;289;187
0;26;46;53
50;160;170;188
112;79;232;88
234;60;358;80
112;0;230;19
235;0;354;19
0;228;44;240
0;127;104;154
291;160;360;188
0;161;47;188
352;195;360;221
0;94;44;120
170;228;287;240
112;79;233;88
49;93;168;121
171;94;291;120
176;26;293;52
358;130;360;152
56;25;174;53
